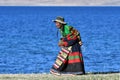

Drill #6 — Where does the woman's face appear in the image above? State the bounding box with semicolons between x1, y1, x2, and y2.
55;22;62;29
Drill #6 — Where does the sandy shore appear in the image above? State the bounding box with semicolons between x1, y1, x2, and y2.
0;73;119;80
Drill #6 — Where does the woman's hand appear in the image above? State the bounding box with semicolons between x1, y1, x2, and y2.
58;41;68;47
58;42;63;46
79;41;83;46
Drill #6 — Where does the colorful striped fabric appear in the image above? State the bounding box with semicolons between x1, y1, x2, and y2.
53;48;84;70
53;48;69;69
68;52;83;64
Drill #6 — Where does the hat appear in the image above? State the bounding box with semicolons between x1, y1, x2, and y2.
52;16;66;24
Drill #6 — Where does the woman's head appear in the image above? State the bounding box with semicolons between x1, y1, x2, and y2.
55;22;63;29
53;16;66;29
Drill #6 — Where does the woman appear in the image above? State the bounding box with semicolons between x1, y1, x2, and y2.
50;16;85;75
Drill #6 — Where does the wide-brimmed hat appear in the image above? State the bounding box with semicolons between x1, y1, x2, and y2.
52;16;66;24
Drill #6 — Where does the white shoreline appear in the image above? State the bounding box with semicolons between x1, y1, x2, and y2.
0;0;120;6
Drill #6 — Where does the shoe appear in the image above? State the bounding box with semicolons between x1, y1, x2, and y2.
50;69;61;76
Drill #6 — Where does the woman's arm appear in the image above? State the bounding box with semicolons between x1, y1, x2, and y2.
58;35;79;47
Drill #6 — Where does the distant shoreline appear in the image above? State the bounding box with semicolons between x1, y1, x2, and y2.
0;5;120;7
0;0;120;7
0;6;120;8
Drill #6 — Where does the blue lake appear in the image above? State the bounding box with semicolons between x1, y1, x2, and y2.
0;6;119;73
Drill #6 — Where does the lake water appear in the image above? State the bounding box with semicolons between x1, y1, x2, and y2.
0;6;119;73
